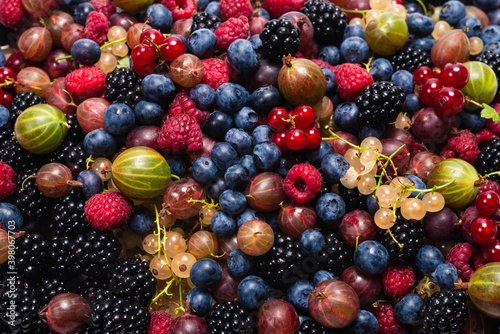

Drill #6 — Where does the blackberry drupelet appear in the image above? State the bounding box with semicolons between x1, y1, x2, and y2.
50;189;90;237
38;277;69;306
74;230;121;279
300;0;347;45
478;50;500;86
389;47;432;73
191;12;222;32
45;235;80;279
477;138;500;181
338;183;368;212
8;91;45;125
205;300;254;333
65;113;86;143
0;129;45;171
10;167;53;219
420;289;468;334
48;141;87;177
15;234;48;280
259;18;301;60
296;319;341;334
84;289;150;334
378;213;424;263
355;81;406;126
104;68;142;108
108;257;156;306
317;231;354;277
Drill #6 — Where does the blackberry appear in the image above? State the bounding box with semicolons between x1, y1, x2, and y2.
64;113;86;143
50;189;90;237
389;47;432;73
48;141;87;177
191;12;222;32
104;68;142;108
37;277;69;306
477;138;500;181
317;231;354;277
15;234;48;281
300;0;347;45
420;289;468;333
259;18;301;60
378;213;424;262
45;235;80;279
205;300;254;333
108;257;156;306
84;289;150;334
478;50;500;86
295;319;341;334
0;129;45;171
10;167;53;219
355;81;406;126
74;230;121;279
338;183;368;212
8;91;45;125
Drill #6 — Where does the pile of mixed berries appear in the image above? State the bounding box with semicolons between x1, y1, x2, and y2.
2;0;500;333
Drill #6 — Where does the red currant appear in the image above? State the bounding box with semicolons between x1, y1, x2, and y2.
304;126;322;149
133;59;156;77
470;216;498;245
268;107;289;131
159;36;186;62
419;78;442;107
432;67;442;78
285;128;307;150
433;87;465;116
476;190;500;216
272;130;289;151
482;239;500;263
413;66;434;86
140;29;163;53
0;67;16;88
131;44;155;66
440;62;469;89
1;90;12;108
290;105;315;128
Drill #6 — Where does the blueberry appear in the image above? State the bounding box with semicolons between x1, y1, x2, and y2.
323;68;337;96
459;110;487;132
205;110;234;140
239;154;259;179
300;229;325;256
0;50;5;67
432;263;458;289
185;288;212;317
236;208;263;228
104;103;136;137
224;164;250;191
128;207;155;235
141;74;176;105
318;46;341;66
253;142;281;171
305;140;334;167
83;129;118;157
0;105;9;127
252;125;274;144
457;16;482;37
197;0;211;10
405;2;424;14
76;170;103;198
234;107;258;132
216;83;250;113
406;13;434;37
313;270;335;286
484;41;500;53
287;280;314;313
224;128;252;155
211;142;239;171
416;245;445;275
334;102;361;132
489;9;500;25
403;93;424;116
219;189;247;215
134;100;164;125
228;249;254;277
227;39;258;75
439;0;466;26
62;0;87;11
366;193;379;215
250;86;283;114
211;210;236;237
164;154;186;177
481;25;500;44
205;1;221;18
237;275;269;310
473;0;498;11
346;309;379;334
146;4;173;32
315;193;346;225
249;34;262;52
394;293;423;326
411;37;435;54
74;3;95;26
187;28;217;59
205;173;227;200
192;157;218;184
190;84;216;110
369;58;393;82
71;38;100;66
406;175;425;199
391;70;413;95
321;154;349;184
277;153;297;178
190;258;222;288
358;125;385;141
0;202;23;231
340;37;369;63
256;8;270;19
354;240;389;275
343;24;365;40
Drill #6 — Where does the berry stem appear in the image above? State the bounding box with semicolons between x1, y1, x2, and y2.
86;155;95;169
414;0;428;16
483;171;500;179
55;37;127;61
410;179;456;198
171;174;180;180
386;228;403;250
151;277;176;305
154;204;163;256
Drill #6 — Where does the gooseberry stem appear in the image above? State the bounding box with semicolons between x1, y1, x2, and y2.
483;171;500;179
411;179;456;198
171;174;180;180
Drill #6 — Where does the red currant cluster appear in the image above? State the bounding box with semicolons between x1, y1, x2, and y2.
470;190;500;245
130;28;186;76
414;62;469;116
0;66;16;108
268;105;321;151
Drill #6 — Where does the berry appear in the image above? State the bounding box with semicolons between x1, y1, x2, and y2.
45;235;80;279
263;0;307;19
382;263;416;298
477;138;500;182
470;216;498;245
160;35;186;61
286;128;307;150
48;141;87;177
440;129;480;164
0;0;25;29
10;167;53;219
0;129;43;171
419;77;443;107
158;114;203;154
378;215;424;263
162;0;196;20
338;183;368;212
259;18;301;59
478;50;500;86
191;12;222;32
389;47;432;73
219;0;253;21
300;0;347;45
476;190;500;216
202;58;233;90
131;44;155;66
373;303;403;334
84;11;110;45
420;289;468;334
334;63;374;102
89;0;117;17
413;65;434;85
439;62;469;89
283;163;323;203
105;67;143;108
65;66;107;101
50;189;90;237
148;311;173;334
74;230;121;278
15;234;48;280
205;300;254;333
214;16;250;52
8;91;46;125
84;191;134;230
169;89;207;124
38;277;69;306
0;161;16;200
295;319;339;334
268;107;290;131
445;242;477;282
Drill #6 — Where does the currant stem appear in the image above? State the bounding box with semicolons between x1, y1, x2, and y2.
414;0;427;15
411;179;456;198
171;174;180;180
386;228;403;250
151;278;176;305
85;155;95;169
483;171;500;179
465;96;484;109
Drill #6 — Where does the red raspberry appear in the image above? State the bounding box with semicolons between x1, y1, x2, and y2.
214;16;249;52
446;242;478;281
219;0;253;21
334;63;374;102
283;163;322;203
158;114;203;155
162;0;196;20
382;263;416;298
84;192;134;230
201;58;233;90
89;0;117;17
440;129;480;164
262;0;307;18
478;180;500;198
373;303;404;334
64;66;106;102
147;311;173;334
475;128;497;144
169;89;206;124
0;0;25;29
0;161;16;200
84;11;110;45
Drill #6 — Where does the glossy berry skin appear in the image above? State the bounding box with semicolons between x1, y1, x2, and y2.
272;131;289;152
287;280;314;313
286;128;307;150
416;245;445;275
160;35;186;61
432;263;459;289
439;62;469;89
191;157;218;184
394;293;423;326
354;240;389;275
290;105;315;128
103;103;136;137
304;126;322;149
227;249;253;277
470;216;498;245
413;66;434;85
419;78;442;107
76;169;103;198
482;239;500;263
132;44;155;66
128;207;155;235
433;86;465;116
190;258;223;289
476;190;500;216
268;107;289;131
140;29;164;52
237;275;270;310
185;288;213;317
346;309;379;334
71;38;101;66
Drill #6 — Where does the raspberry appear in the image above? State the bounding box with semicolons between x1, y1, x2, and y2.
201;58;233;90
84;191;134;230
263;0;307;18
162;0;196;20
64;66;106;102
440;129;480;164
147;311;173;334
89;0;117;17
169;89;207;124
478;180;500;198
0;0;25;29
158;114;203;155
283;163;322;203
0;161;16;200
475;128;497;144
446;242;478;282
214;16;249;52
373;303;404;334
382;263;416;298
334;63;374;102
219;0;253;21
84;11;110;45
